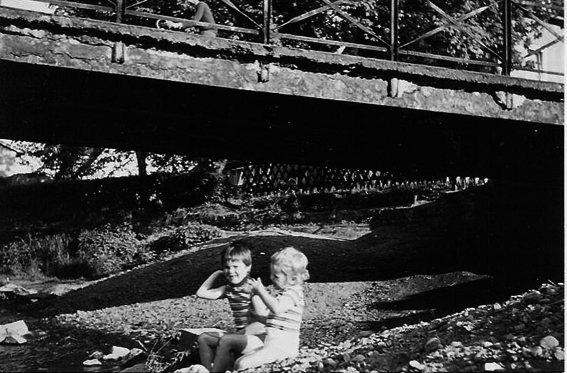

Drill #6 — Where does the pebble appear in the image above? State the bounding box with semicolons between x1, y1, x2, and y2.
409;360;425;370
323;358;336;367
524;291;542;304
424;337;442;352
531;346;543;356
540;335;560;349
83;359;102;366
352;354;365;362
484;362;504;371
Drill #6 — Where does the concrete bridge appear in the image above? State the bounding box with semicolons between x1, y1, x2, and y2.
0;6;563;181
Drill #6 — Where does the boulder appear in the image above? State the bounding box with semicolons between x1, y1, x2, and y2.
83;359;102;366
103;346;131;361
0;320;29;340
0;284;37;297
1;334;27;344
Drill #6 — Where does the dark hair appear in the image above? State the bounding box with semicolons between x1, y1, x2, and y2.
221;240;252;267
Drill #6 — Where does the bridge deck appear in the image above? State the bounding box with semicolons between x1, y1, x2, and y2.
0;7;563;181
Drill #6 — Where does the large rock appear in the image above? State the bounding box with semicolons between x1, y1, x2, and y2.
0;320;29;339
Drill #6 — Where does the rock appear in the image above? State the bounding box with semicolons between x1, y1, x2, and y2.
122;348;147;370
484;362;504;371
175;365;209;373
103;346;131;361
83;359;102;366
323;358;336;367
0;320;29;340
540;336;560;349
424;337;442;352
89;351;104;359
524;291;542;304
0;283;37;297
531;346;543;356
0;334;27;344
352;354;365;362
409;360;425;370
554;349;565;360
375;341;387;351
112;346;131;358
358;330;374;338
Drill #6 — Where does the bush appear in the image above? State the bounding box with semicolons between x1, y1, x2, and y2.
0;234;73;278
148;223;221;255
76;223;145;279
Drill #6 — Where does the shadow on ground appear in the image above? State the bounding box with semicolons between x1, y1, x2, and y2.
27;181;563;319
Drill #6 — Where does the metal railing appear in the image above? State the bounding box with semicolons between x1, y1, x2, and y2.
5;0;564;78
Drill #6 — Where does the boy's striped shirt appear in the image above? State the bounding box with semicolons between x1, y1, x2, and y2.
225;276;255;330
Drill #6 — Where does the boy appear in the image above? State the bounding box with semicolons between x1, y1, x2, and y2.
191;240;267;372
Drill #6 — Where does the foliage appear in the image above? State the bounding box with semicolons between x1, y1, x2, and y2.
9;140;200;181
148;223;221;255
133;0;557;70
57;0;559;66
0;234;74;278
76;223;146;278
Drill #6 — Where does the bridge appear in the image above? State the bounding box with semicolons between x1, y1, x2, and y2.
0;1;563;181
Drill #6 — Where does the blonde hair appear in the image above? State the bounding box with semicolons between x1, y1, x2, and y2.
271;247;310;285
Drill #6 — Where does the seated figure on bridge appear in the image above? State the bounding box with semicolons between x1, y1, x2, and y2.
164;0;217;37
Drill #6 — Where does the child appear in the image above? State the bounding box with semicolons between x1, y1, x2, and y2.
190;240;267;372
233;247;309;371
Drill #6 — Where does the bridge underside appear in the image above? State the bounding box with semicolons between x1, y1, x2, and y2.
0;7;563;181
0;59;562;181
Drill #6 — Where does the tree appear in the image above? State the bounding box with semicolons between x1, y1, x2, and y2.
62;0;560;71
10;141;199;180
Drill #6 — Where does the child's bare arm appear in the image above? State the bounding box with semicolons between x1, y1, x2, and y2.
196;270;226;299
252;279;294;315
250;294;269;322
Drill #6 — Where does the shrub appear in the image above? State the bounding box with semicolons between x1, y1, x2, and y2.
0;233;73;278
76;223;145;279
148;223;221;255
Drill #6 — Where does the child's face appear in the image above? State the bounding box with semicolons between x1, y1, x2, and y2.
223;259;250;284
270;265;291;290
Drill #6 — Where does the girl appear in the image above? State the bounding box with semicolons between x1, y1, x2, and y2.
234;247;310;370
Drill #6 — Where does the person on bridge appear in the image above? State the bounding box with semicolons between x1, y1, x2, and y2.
165;0;217;37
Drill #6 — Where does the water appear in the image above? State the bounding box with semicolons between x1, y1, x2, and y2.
0;307;122;373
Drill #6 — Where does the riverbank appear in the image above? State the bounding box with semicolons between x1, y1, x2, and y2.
1;181;564;372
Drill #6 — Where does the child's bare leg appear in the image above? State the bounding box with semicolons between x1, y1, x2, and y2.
211;334;249;372
234;347;280;370
197;332;220;370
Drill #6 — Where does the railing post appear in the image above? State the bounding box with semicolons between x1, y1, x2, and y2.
390;0;399;61
263;0;272;44
115;0;126;23
502;0;513;75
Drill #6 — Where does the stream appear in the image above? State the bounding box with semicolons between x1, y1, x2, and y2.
0;305;124;372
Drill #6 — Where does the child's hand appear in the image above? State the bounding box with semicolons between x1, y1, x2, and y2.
251;277;265;293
